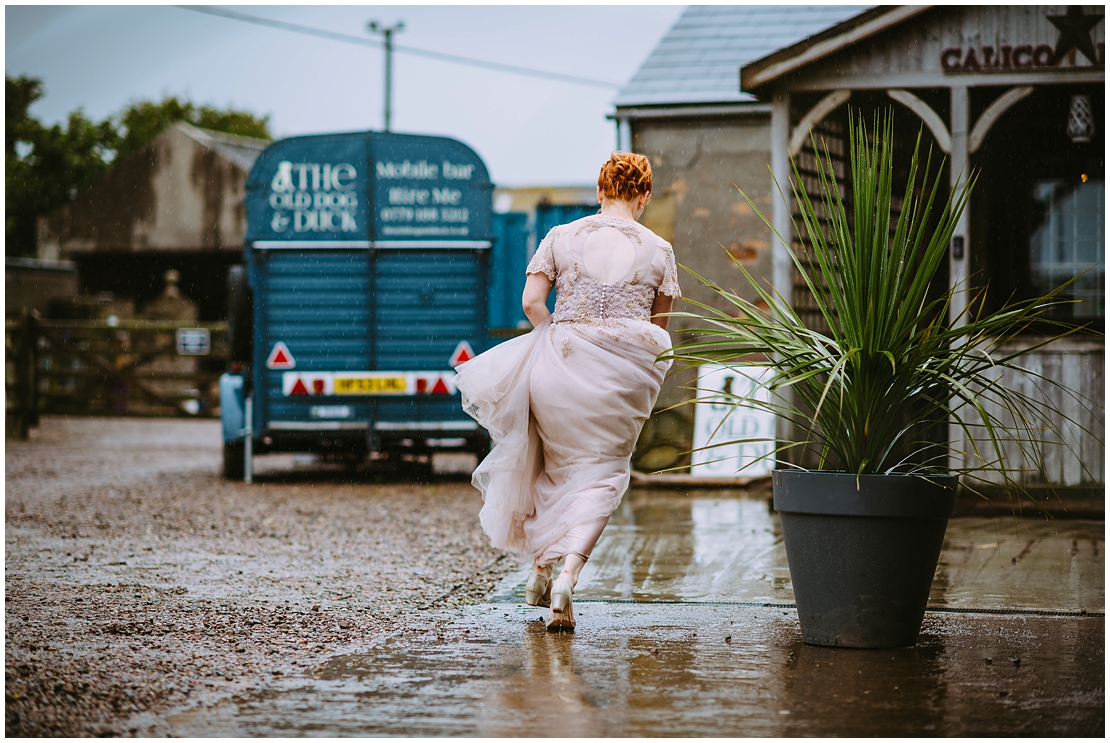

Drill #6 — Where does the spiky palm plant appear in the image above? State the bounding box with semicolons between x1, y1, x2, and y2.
668;109;1097;492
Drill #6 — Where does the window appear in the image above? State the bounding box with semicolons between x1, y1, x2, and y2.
971;84;1104;330
1029;178;1105;319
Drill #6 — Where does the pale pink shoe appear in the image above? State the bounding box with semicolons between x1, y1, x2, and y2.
545;576;575;632
525;572;552;608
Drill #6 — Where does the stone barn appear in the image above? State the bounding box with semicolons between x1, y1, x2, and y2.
37;121;267;320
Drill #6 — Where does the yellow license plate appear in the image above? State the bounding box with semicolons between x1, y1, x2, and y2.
333;376;407;395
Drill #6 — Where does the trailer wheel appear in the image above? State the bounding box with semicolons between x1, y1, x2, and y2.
472;438;491;460
226;265;253;364
223;440;246;480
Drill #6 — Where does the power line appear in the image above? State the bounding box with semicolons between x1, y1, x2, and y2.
176;6;622;90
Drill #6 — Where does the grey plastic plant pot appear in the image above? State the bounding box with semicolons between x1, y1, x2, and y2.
773;470;958;649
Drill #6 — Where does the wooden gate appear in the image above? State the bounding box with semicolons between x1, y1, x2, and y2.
5;314;229;438
6;310;40;439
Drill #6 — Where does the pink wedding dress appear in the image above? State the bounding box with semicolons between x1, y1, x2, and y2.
455;214;681;567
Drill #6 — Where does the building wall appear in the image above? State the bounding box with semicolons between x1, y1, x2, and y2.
37;124;250;259
630;114;778;468
635;116;775;387
783;5;1104;88
5;258;79;315
622;5;1104;482
493;185;597;215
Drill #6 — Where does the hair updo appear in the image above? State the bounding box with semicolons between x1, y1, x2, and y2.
598;152;652;203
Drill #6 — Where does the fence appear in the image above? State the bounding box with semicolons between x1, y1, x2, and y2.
5;314;229;439
957;335;1105;490
6;311;40;439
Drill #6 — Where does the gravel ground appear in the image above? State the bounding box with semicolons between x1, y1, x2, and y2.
5;416;512;737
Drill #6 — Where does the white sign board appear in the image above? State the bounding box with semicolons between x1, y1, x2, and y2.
690;364;776;478
175;328;211;356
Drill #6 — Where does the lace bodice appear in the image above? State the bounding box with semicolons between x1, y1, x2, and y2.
525;215;680;327
551;273;657;324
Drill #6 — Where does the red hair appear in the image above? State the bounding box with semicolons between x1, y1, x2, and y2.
598;152;652;203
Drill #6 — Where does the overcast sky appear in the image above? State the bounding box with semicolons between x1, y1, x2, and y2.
6;4;686;187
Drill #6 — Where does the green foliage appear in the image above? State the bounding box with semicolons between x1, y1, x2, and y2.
5;75;271;257
114;96;271;159
6;75;117;255
668;108;1097;493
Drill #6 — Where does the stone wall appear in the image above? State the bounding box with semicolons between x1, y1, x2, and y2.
630;114;778;470
37;124;255;259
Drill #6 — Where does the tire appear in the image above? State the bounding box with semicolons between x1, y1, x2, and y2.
471;437;491;461
223;440;246;480
226;265;253;364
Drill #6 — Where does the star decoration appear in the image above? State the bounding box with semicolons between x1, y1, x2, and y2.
1046;5;1104;65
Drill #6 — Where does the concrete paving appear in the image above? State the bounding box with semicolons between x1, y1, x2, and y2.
165;490;1104;736
542;490;1105;612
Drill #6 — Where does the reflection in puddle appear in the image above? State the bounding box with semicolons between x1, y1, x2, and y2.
478;624;610;736
166;605;1103;737
690;497;786;600
586;491;1103;612
691;497;772;564
582;493;792;604
779;638;947;736
163;490;1103;737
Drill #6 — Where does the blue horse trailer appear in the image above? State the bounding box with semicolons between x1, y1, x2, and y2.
220;130;516;479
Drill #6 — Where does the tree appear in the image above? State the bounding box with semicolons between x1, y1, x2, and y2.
6;75;118;256
114;96;271;160
5;75;272;257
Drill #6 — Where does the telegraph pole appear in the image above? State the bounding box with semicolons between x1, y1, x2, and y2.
367;20;404;132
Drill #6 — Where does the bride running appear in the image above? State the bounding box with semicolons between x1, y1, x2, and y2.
455;152;680;631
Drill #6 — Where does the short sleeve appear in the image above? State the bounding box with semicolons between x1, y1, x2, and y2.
658;240;682;298
526;227;557;281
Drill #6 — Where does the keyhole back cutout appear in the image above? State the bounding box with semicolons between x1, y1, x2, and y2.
581;227;637;284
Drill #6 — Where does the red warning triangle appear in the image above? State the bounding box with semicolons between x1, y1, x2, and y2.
449;340;475;367
266;341;296;369
289;378;309;395
431;377;450;394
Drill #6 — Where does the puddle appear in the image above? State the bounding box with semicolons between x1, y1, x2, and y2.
164;490;1104;736
494;491;1104;613
166;603;1103;737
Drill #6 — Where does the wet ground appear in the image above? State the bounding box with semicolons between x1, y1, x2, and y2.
7;418;1105;736
167;608;1101;737
164;490;1104;738
5;417;508;736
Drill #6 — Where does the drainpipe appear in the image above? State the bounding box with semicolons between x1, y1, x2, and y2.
617;117;632;152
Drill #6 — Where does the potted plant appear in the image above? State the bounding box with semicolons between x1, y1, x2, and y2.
667;109;1095;648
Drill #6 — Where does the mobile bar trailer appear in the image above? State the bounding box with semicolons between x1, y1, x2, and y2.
220;130;511;480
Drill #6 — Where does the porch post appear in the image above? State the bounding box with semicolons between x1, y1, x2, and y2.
770;91;796;465
770;91;793;305
949;85;970;327
948;84;970;473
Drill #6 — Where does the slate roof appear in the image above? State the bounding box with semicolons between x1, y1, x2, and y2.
175;121;268;172
614;5;869;108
